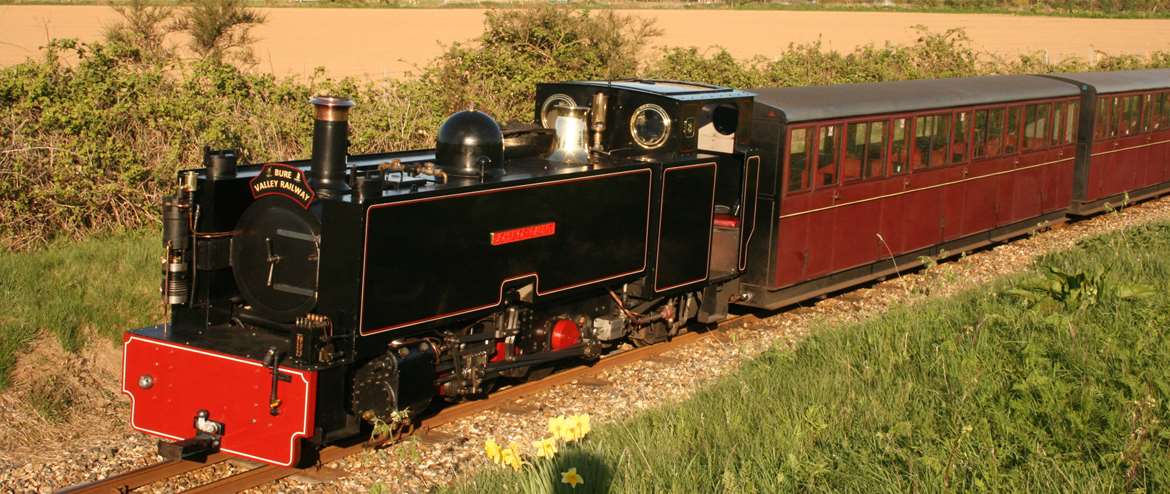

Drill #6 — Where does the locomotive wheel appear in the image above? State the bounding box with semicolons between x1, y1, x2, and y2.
630;321;671;347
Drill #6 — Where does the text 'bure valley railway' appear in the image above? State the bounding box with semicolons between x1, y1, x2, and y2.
122;69;1170;467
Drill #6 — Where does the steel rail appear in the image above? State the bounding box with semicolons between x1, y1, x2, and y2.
58;453;230;494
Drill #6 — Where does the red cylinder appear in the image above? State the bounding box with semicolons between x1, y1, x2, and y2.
550;319;581;351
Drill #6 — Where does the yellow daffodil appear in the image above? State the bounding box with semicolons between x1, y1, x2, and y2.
533;437;558;458
484;437;502;464
500;442;524;471
548;415;573;442
561;467;585;488
570;414;591;439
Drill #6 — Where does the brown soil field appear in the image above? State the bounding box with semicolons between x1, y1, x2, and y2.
2;6;1170;79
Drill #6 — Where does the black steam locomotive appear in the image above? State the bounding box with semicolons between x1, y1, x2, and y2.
123;81;760;466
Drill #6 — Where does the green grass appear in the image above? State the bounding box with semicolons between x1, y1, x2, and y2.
0;230;158;388
443;222;1170;493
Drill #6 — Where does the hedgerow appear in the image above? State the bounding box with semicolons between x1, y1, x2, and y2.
1;6;1169;249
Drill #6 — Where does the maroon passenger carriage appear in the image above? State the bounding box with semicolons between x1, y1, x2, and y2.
737;69;1170;309
120;69;1169;467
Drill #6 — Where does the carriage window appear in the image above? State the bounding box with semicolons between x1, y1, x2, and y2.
1065;102;1079;144
951;111;970;164
787;128;812;193
866;121;886;179
1108;97;1119;138
816;125;841;187
932;114;951;166
1024;103;1050;151
1120;96;1142;136
973;110;988;159
913;114;950;169
890;118;908;175
1051;103;1066;145
1143;94;1155;132
843;121;887;182
987;108;1006;156
1005;107;1021;154
1157;93;1170;130
1095;98;1113;140
1162;93;1170;129
844;123;867;182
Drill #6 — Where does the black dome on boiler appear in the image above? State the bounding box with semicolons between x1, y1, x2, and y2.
435;110;505;178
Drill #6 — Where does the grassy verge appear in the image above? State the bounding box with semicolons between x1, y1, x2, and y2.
0;230;157;387
443;222;1170;493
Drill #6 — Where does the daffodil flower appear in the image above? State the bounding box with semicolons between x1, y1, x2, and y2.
561;467;584;488
533;437;558;458
549;415;573;442
571;414;591;439
484;437;502;464
501;442;524;471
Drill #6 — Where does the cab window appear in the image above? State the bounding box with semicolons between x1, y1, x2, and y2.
786;128;812;193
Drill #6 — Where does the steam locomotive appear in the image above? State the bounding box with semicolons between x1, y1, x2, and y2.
123;69;1170;466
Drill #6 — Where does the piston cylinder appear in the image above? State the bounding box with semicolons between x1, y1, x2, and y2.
310;96;354;199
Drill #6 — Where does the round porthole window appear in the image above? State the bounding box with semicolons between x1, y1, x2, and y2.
540;94;576;129
629;104;671;149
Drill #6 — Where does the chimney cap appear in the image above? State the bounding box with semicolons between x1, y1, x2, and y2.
310;96;355;122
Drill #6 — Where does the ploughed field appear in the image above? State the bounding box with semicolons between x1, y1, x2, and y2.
4;6;1170;79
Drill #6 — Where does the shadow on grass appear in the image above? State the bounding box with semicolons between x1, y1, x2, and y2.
534;450;615;494
505;451;617;494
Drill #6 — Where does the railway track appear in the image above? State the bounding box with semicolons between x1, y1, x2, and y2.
61;315;754;494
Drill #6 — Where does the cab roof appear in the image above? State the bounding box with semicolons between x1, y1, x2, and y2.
559;80;754;102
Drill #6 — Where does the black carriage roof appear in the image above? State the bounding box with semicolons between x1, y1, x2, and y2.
750;75;1080;124
1044;69;1170;94
561;80;754;101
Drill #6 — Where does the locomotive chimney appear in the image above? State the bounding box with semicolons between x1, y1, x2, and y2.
309;95;354;199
